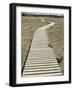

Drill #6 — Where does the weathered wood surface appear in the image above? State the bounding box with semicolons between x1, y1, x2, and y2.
22;19;62;77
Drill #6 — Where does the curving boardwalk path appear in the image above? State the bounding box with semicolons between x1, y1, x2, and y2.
22;19;62;77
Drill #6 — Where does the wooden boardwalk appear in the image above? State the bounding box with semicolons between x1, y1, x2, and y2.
22;19;62;77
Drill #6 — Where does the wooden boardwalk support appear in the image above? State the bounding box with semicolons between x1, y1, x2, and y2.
22;19;62;77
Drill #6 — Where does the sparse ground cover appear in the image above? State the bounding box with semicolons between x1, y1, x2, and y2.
21;15;64;74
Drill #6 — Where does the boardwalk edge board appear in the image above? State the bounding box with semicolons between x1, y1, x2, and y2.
9;3;71;87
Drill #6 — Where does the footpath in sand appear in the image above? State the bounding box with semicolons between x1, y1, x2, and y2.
22;18;62;77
